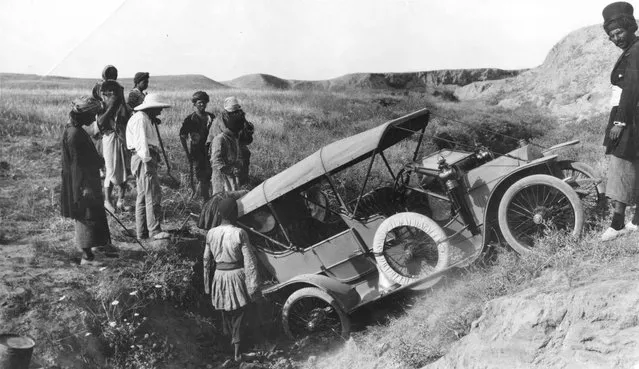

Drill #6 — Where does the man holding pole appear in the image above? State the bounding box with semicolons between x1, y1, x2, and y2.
126;94;172;240
180;91;215;200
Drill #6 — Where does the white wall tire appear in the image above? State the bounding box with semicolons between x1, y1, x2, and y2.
498;174;584;255
372;212;450;290
282;287;351;340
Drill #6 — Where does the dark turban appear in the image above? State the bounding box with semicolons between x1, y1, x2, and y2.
217;197;238;223
191;91;210;103
102;65;118;80
133;72;150;85
603;2;638;33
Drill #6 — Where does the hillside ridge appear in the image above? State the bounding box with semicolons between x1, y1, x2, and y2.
455;24;618;119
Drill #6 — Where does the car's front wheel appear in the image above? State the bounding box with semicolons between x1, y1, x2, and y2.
498;174;584;255
282;287;351;341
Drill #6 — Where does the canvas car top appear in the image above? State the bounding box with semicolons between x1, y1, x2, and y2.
237;108;431;217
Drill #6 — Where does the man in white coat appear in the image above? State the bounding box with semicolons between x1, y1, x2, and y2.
126;94;171;240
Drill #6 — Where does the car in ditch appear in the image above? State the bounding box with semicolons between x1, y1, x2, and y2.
234;108;601;340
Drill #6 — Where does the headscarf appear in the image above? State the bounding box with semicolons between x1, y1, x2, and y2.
72;96;101;114
603;2;638;33
133;72;150;86
69;96;101;126
218;197;238;223
191;91;210;104
223;96;241;112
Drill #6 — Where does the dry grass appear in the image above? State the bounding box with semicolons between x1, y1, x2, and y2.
0;73;631;369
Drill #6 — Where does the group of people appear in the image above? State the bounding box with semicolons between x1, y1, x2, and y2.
60;65;260;358
61;65;160;266
61;65;256;258
179;92;254;200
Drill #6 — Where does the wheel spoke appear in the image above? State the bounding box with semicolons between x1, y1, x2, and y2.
383;226;438;277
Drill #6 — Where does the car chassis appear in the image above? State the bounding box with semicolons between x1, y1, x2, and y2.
233;108;602;340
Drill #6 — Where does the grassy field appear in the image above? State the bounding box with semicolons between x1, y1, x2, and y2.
0;73;634;369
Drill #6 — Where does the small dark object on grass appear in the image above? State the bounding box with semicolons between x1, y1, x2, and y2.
0;231;9;245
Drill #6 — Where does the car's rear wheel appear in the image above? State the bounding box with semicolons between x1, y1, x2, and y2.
556;160;604;221
372;212;450;291
498;174;584;255
282;287;350;341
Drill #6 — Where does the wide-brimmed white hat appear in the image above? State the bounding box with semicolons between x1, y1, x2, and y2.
134;93;171;111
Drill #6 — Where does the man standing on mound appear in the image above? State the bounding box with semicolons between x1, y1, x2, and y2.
126;94;172;240
180;91;215;200
600;1;639;241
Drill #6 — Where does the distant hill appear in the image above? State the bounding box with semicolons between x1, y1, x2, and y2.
223;74;291;90
324;69;522;91
0;73;229;91
129;74;229;91
224;69;523;92
455;24;618;119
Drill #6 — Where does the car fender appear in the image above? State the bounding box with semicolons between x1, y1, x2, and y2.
262;274;361;313
480;154;559;244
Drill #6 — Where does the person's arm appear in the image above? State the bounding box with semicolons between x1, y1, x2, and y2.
96;94;121;132
179;117;192;161
210;135;234;174
612;44;639;140
240;229;260;299
127;90;141;109
67;129;88;204
203;233;214;295
240;120;254;145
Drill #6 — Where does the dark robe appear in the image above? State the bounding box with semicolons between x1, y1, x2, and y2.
60;122;106;220
603;38;639;159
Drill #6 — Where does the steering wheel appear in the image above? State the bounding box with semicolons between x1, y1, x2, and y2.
393;164;414;202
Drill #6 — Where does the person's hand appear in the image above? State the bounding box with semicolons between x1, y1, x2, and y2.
151;117;162;125
204;287;210;295
249;289;261;301
82;187;95;200
609;124;624;141
232;167;241;176
104;93;121;109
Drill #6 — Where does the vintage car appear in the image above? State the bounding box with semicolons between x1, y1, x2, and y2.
234;108;601;340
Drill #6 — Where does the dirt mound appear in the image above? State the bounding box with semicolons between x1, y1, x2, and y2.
322;69;521;91
225;73;291;90
424;267;639;369
456;24;618;119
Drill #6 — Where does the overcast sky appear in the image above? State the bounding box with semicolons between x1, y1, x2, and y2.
0;0;619;81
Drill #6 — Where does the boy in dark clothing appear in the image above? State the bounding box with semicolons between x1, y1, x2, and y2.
180;91;215;200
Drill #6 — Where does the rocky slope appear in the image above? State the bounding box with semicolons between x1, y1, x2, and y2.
456;24;619;119
424;262;639;369
224;69;522;91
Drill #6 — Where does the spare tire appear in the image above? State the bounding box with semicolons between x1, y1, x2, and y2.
372;212;450;290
